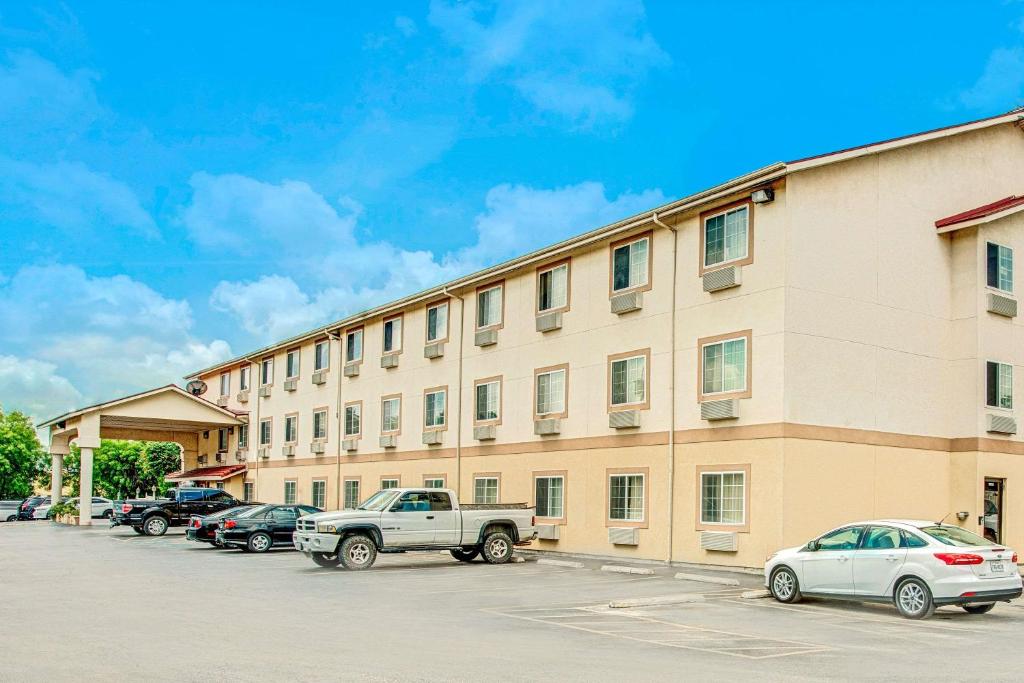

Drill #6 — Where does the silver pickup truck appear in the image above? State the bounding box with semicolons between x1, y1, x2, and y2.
293;488;536;570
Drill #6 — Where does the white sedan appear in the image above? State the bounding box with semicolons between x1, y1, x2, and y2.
35;497;114;520
765;520;1021;619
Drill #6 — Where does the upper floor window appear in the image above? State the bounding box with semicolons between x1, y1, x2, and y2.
344;402;362;437
535;366;567;417
476;284;503;329
611;235;650;293
345;328;363;364
610;352;648;408
284;414;298;443
219;372;230;397
986;361;1013;409
314;340;330;371
703;203;750;270
701;334;749;398
426;301;448;343
538;261;569;313
238;424;248;449
381;395;401;434
217;428;228;452
424;388;447;429
987;242;1013;293
475;378;501;423
260;357;273;386
239;366;250;391
286;349;300;379
259;418;272;446
383;316;403;354
313;409;328;440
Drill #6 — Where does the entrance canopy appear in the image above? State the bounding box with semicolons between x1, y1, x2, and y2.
166;464;247;482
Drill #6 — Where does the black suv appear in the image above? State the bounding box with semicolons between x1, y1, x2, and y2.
113;488;244;536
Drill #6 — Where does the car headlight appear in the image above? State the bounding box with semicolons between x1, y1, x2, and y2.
318;524;337;533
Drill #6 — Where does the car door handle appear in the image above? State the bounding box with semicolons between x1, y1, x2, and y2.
837;555;849;562
426;515;435;520
886;556;899;562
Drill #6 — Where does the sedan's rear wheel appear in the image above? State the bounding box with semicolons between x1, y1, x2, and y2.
247;532;272;553
143;516;169;536
894;578;935;619
769;566;802;603
962;602;996;615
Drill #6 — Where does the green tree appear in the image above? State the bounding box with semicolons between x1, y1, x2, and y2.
144;442;182;495
93;440;148;499
0;408;48;499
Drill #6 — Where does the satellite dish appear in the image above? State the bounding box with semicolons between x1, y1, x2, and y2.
185;380;207;396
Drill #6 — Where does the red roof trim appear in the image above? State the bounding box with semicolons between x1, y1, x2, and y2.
165;464;246;481
935;196;1024;229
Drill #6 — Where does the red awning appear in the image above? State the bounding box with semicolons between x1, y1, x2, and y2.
935;195;1024;230
165;464;247;482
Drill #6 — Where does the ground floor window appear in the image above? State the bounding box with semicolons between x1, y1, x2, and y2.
284;480;297;505
700;471;746;525
535;475;564;519
344;479;360;509
381;477;399;490
609;473;644;522
311;479;326;509
474;476;498;504
243;482;254;502
424;477;445;489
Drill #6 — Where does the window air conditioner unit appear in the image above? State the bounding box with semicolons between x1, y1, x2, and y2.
610;291;642;315
258;448;269;459
283;378;298;391
535;311;563;332
473;425;497;441
424;342;445;359
474;329;499;347
311;441;325;455
609;410;641;429
703;265;742;293
311;370;328;385
534;419;561;436
988;293;1017;318
700;530;738;552
282;445;295;457
216;396;229;407
258;386;271;398
536;524;560;540
343;363;360;377
422;431;443;446
701;399;739;421
236;390;249;403
987;413;1017;435
751;188;774;204
379;435;398;449
235;449;247;462
215;453;225;463
342;438;359;452
380;354;399;369
608;527;639;546
197;455;208;465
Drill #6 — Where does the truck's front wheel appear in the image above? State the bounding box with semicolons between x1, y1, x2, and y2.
339;534;377;570
311;551;340;568
482;531;513;564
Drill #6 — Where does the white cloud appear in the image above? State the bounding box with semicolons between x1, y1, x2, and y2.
0;49;100;144
0;355;82;426
428;0;668;128
959;46;1024;110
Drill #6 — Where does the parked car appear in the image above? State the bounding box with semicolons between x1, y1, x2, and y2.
293;488;536;570
186;505;259;545
765;519;1022;619
17;496;49;520
215;504;321;552
39;497;114;520
112;488;246;536
1;500;21;522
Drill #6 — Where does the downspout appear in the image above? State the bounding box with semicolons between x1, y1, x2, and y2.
443;286;465;499
326;329;343;510
244;357;261;499
652;212;677;566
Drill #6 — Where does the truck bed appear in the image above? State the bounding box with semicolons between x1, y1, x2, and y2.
459;502;530;510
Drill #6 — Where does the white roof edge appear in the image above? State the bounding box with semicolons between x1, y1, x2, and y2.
37;384;243;429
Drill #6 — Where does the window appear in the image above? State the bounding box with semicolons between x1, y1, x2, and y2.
863;526;903;550
217;428;228;452
284;480;297;505
243;482;254;502
345;328;363;363
383;316;402;354
816;526;864;551
535;475;564;519
381;395;401;434
219;372;230;397
610;352;648;408
396;491;430;512
538;261;569;313
700;471;745;525
474;476;499;504
535;366;567;417
380;478;399;490
429;491;452;511
239;366;250;391
987;242;1013;293
703;203;749;269
259;418;272;446
286;349;300;378
424;388;446;429
609;473;644;522
284;415;298;444
426;301;448;342
238;424;248;449
344;402;361;437
611;235;650;293
260;357;273;385
986;361;1013;409
313;409;328;440
314;340;330;371
311;480;326;509
476;284;503;329
424;477;445;489
475;378;501;423
343;479;360;509
700;334;749;398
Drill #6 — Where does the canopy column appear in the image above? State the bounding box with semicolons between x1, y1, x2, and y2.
78;447;94;526
50;454;63;507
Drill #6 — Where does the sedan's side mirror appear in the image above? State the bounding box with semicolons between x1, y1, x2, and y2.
806;540;819;551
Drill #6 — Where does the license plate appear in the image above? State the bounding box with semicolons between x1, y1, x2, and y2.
990;562;1004;573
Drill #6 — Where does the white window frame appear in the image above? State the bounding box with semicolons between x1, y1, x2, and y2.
423;477;446;489
986;360;1014;410
312;409;328;440
608;473;645;523
611;236;650;293
219;372;230;397
610;354;647;407
475;380;501;423
284;415;298;444
534;475;564;519
238;424;248;449
699;471;746;526
701;337;748;397
383;316;403;354
243;481;254;502
239;366;250;391
259;418;272;446
314;340;330;372
987;241;1014;294
381;396;401;434
476;284;503;330
474;477;499;504
260;358;273;386
343;479;360;510
345;329;363;364
380;478;400;490
538;262;569;313
283;480;297;505
344;403;362;437
424;389;447;429
703;204;750;269
286;349;300;379
426;302;448;343
535;368;567;417
311;479;326;509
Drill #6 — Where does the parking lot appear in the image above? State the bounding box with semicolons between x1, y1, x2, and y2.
3;522;1024;681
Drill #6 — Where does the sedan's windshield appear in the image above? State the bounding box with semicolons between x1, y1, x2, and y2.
213;506;252;519
921;525;991;547
358;491;399;511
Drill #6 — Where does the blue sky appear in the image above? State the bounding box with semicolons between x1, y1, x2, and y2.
1;0;1023;426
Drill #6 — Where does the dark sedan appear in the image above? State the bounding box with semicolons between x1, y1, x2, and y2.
17;496;49;520
215;504;321;553
186;505;259;545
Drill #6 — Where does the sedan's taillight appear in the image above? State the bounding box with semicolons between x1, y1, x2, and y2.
1013;553;1019;564
934;552;984;565
121;504;133;513
224;520;237;529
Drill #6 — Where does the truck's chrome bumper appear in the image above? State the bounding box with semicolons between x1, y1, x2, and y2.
293;531;341;554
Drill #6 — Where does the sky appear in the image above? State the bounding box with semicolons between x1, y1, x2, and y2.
1;1;1023;430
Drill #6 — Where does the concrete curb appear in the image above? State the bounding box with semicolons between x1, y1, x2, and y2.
741;589;771;599
601;565;656;575
538;558;585;569
673;572;740;586
609;594;705;609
